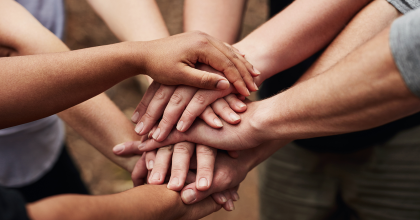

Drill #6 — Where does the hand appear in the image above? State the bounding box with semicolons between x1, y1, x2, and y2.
137;31;259;96
128;143;241;211
119;100;280;152
131;65;247;141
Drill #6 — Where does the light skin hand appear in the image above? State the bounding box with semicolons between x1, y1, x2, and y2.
120;100;276;152
132;64;247;141
179;140;288;206
131;143;239;211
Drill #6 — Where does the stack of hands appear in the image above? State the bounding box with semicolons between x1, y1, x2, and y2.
113;54;282;211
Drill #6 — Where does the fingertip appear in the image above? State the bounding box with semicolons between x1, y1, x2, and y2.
213;118;223;128
131;111;139;123
229;113;241;123
216;79;229;90
196;177;210;191
112;143;125;155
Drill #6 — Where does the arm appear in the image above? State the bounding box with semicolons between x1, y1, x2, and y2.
183;0;247;44
0;0;142;170
130;26;420;151
87;0;170;84
296;0;401;83
87;0;169;42
0;29;255;128
27;185;221;220
234;0;373;85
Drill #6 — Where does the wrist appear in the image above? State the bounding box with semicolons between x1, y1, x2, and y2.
122;41;148;78
248;100;279;142
233;41;274;86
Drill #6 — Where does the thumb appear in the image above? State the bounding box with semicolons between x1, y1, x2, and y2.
113;141;143;156
180;66;230;90
180;195;222;220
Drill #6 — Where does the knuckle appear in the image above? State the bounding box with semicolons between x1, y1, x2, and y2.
171;167;184;175
200;74;212;88
215;171;232;187
197;147;216;157
137;100;149;111
159;145;174;152
224;60;235;69
193;94;207;105
154;89;166;100
198;165;213;175
143;111;155;120
183;109;194;119
222;106;231;112
173;144;192;155
160;115;171;125
169;92;183;105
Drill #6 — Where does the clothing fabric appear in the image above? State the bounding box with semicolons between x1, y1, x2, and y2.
0;0;66;187
9;146;89;203
0;187;30;220
390;8;420;98
387;0;420;14
260;127;420;220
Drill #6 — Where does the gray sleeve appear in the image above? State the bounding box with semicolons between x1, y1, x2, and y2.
389;8;420;97
387;0;420;14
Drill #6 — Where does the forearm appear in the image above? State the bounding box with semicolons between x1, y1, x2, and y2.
253;27;420;141
58;94;140;172
183;0;247;44
87;0;169;42
296;0;401;83
27;185;184;220
0;42;144;128
234;0;372;84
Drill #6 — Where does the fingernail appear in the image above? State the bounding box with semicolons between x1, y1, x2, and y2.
152;173;160;181
147;160;154;170
237;103;246;109
245;88;250;96
131;111;139;122
216;79;229;90
253;66;261;75
169;177;179;187
176;121;184;132
137;142;145;150
113;144;125;154
135;122;144;134
219;194;227;203
232;192;240;201
152;128;161;140
198;178;208;187
230;113;240;122
254;82;259;91
237;50;245;56
182;189;197;204
227;200;235;211
214;118;223;127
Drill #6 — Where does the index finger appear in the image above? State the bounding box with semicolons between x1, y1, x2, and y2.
202;35;258;96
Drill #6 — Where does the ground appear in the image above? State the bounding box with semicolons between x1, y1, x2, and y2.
63;1;268;219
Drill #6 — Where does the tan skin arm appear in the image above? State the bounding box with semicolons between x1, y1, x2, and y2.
27;185;221;220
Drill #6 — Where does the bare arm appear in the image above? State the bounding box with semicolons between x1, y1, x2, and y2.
234;0;373;85
132;26;420;151
296;0;401;83
87;0;169;42
183;0;247;44
27;185;221;220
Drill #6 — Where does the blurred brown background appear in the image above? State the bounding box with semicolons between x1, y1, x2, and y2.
63;0;268;219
